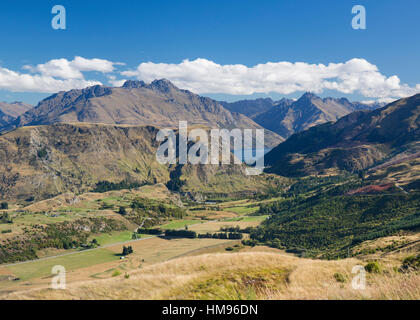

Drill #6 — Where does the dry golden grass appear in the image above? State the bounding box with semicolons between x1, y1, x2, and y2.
189;220;262;234
5;248;419;300
351;233;420;262
189;210;238;220
24;183;176;213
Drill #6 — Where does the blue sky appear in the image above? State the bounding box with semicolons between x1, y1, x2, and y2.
0;0;419;104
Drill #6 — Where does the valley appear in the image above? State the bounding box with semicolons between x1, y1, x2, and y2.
0;183;271;296
0;171;419;300
1;0;419;304
0;82;418;300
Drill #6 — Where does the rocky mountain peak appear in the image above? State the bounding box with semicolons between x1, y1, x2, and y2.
122;80;147;89
82;85;112;98
122;79;179;94
299;92;320;101
149;79;178;93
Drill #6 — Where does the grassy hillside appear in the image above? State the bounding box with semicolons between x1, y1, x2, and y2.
236;172;420;259
0;123;168;201
0;123;285;202
250;192;420;258
5;249;419;300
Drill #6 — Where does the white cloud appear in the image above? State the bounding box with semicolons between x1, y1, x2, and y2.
0;66;101;93
0;56;124;93
107;75;127;87
360;100;377;105
23;56;119;80
377;97;398;104
121;58;420;100
1;56;418;100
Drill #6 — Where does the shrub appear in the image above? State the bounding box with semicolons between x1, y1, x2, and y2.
197;232;243;240
333;273;347;283
220;226;241;233
0;213;12;224
112;270;122;277
137;228;163;235
242;239;259;247
165;229;197;239
118;206;127;215
122;245;134;256
37;148;47;158
228;232;243;240
0;202;8;210
92;180;144;193
166;176;185;192
365;261;381;274
400;255;420;272
225;247;234;251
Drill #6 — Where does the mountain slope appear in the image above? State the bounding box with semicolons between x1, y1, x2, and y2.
0;123;283;202
264;93;420;177
0;110;13;128
0;101;32;118
0;123;167;201
3;80;282;147
253;93;382;139
0;102;32;127
221;98;293;118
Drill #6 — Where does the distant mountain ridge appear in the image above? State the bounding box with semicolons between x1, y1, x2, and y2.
1;79;283;148
0;101;32;127
0;101;32;118
0;110;13;128
220;98;294;118
222;93;384;139
264;93;420;179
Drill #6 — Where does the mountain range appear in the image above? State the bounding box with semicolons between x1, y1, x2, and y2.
0;80;283;148
220;97;288;118
264;93;420;182
0;80;292;201
0;101;32;127
1;83;386;146
1;79;418;200
222;93;384;139
0;101;32;118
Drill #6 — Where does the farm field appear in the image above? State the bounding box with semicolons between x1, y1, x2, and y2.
159;219;202;230
0;215;256;295
6;249;118;281
189;217;265;234
223;215;269;223
222;206;259;215
88;231;136;246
